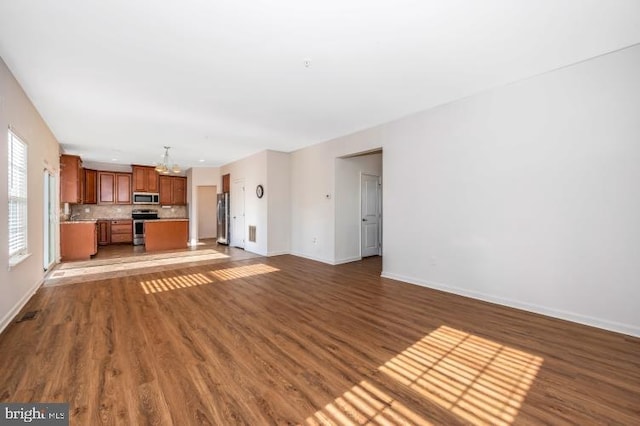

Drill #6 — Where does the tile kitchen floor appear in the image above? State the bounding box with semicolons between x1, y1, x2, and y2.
46;239;260;287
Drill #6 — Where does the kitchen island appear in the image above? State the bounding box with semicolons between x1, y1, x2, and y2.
144;219;189;252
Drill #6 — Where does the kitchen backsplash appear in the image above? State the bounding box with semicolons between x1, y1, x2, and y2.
66;204;188;220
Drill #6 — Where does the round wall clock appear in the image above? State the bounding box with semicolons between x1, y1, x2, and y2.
256;184;264;199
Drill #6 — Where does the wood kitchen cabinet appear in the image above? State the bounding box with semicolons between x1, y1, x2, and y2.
60;154;83;203
60;222;97;260
110;219;132;244
159;176;186;206
84;169;97;204
132;165;159;193
159;175;173;205
116;173;132;204
173;176;186;205
222;173;230;193
97;220;110;245
98;172;132;204
144;220;189;251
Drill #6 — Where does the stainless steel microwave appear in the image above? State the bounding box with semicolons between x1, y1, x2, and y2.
132;192;160;204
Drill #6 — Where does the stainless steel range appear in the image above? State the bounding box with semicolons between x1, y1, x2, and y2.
132;209;159;246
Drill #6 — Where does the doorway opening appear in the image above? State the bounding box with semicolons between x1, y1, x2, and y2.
197;185;217;240
335;148;382;263
361;173;381;257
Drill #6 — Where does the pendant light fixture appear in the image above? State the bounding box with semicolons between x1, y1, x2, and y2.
155;146;181;174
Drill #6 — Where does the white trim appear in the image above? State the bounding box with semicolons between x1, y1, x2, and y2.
334;256;362;265
291;252;364;266
267;250;289;257
0;277;43;335
381;271;640;338
290;252;335;265
8;252;32;269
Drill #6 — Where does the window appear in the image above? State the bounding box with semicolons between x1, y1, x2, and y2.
8;129;28;265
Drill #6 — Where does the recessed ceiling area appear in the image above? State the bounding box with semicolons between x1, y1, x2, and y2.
1;0;639;167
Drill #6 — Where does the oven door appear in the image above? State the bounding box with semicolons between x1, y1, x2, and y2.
133;220;145;245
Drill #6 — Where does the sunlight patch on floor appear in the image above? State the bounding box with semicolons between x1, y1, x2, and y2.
306;326;542;425
140;263;280;294
51;251;230;278
306;380;433;426
208;263;279;281
141;273;212;294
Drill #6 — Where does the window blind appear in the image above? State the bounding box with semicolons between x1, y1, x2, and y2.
8;129;28;259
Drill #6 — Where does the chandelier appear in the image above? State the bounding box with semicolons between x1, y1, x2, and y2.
155;146;181;174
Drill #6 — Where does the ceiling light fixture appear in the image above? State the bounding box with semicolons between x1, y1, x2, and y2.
155;146;181;174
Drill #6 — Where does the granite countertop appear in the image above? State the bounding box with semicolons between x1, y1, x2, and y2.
61;219;98;224
152;218;189;222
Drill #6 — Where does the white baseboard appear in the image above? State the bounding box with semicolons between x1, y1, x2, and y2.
0;277;44;335
267;250;289;257
290;252;335;265
291;253;363;266
334;256;362;265
381;271;640;338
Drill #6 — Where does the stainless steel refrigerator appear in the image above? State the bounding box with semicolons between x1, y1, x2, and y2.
217;193;229;245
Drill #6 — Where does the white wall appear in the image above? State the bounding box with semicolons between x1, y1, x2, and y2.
0;57;60;333
290;130;382;263
291;46;640;336
266;150;291;256
289;45;640;336
197;186;217;239
335;152;382;263
221;151;268;255
187;167;220;245
381;45;640;336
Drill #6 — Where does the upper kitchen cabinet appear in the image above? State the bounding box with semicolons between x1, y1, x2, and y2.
84;169;97;204
173;176;186;205
60;154;83;203
117;173;132;204
98;172;132;204
159;175;187;206
132;165;159;193
222;173;230;193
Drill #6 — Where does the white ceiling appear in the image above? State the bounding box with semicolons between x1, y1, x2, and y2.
1;1;639;168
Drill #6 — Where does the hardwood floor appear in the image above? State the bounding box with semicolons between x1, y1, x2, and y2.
1;255;639;425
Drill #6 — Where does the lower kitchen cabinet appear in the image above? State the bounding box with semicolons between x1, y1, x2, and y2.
60;222;98;261
97;220;110;245
110;220;133;244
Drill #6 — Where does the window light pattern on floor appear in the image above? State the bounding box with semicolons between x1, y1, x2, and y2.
306;326;543;425
140;263;280;294
306;380;434;426
208;263;279;281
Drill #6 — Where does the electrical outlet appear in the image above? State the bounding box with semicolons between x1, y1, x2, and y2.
312;237;317;244
84;208;90;213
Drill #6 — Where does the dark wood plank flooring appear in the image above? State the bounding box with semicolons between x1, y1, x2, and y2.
1;255;638;425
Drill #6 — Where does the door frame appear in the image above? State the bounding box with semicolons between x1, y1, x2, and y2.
230;179;246;248
43;170;56;270
360;172;382;257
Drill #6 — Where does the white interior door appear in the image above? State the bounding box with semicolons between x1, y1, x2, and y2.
231;179;245;248
361;173;381;257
